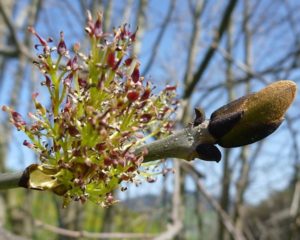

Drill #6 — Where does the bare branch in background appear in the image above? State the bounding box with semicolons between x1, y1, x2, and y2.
218;16;234;240
0;2;35;60
0;226;29;240
180;0;207;124
103;0;113;32
32;218;156;239
183;164;246;240
121;0;134;23
132;0;147;56
232;0;252;233
183;0;238;99
154;160;183;240
142;0;175;76
183;0;207;86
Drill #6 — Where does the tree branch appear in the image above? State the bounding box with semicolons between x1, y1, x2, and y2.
0;172;23;189
182;164;246;240
154;160;183;240
0;120;216;190
0;80;296;194
33;218;156;239
183;0;238;99
142;0;175;76
0;226;29;240
135;120;215;162
0;1;35;60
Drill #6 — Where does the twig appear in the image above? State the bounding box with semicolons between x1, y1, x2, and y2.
135;120;215;162
0;172;23;189
0;1;35;60
154;160;183;240
0;226;29;240
0;46;20;57
184;0;238;99
33;218;156;239
290;180;300;217
142;0;175;76
153;221;182;240
182;164;246;240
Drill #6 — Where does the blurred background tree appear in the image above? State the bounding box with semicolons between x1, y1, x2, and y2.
0;0;299;239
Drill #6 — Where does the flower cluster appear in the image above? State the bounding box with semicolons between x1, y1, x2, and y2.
2;12;177;207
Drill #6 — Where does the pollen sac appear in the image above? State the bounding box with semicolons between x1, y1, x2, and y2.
208;80;297;148
57;32;67;56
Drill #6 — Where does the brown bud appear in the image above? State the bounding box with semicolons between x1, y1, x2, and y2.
209;80;297;148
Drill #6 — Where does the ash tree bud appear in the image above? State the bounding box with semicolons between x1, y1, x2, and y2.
208;80;297;148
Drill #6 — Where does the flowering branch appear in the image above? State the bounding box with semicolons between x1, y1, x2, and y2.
0;121;216;188
1;12;178;207
0;10;297;207
0;79;296;195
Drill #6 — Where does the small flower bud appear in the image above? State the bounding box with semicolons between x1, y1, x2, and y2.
165;85;177;91
131;67;140;83
127;90;140;102
107;52;115;68
1;105;8;112
124;58;133;66
130;27;138;42
73;42;80;52
45;75;52;87
23;140;34;149
11;111;26;129
146;176;156;183
57;32;67;56
63;73;73;87
94;12;103;38
28;26;48;47
140;113;152;123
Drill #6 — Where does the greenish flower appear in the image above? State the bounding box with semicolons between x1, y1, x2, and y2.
2;12;177;207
